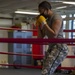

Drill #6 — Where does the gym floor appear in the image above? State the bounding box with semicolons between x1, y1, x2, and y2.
0;68;70;75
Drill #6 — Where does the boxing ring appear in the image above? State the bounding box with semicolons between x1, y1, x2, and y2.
0;27;75;75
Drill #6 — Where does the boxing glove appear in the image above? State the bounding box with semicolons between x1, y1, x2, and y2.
36;15;47;29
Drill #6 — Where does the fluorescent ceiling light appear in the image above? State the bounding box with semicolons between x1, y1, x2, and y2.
53;1;63;2
63;2;75;5
15;11;39;15
56;6;67;9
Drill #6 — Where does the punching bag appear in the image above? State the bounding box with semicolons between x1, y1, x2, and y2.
32;25;43;59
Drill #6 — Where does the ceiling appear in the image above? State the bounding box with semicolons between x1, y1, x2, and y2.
0;0;75;15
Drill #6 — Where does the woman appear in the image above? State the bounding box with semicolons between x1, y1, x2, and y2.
36;1;69;75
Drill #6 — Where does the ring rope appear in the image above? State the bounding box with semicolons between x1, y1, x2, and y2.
63;30;75;32
0;28;75;70
0;27;37;31
0;64;75;70
0;52;44;57
0;38;75;44
67;44;75;45
0;52;75;58
0;27;75;32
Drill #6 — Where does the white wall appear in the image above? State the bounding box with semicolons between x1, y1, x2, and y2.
0;14;12;65
0;13;13;27
0;19;12;27
0;30;8;65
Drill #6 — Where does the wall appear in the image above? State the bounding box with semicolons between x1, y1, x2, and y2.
0;14;12;66
0;19;12;27
0;30;8;65
0;13;13;27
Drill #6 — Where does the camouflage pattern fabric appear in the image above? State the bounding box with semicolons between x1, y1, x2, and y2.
42;43;69;75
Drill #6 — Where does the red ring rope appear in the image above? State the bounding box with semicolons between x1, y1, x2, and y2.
63;30;75;32
0;27;37;31
67;44;75;45
0;28;75;70
0;38;75;44
0;27;75;32
0;52;75;58
0;52;44;57
0;64;75;70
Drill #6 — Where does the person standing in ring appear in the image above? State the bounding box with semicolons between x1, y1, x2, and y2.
36;1;69;75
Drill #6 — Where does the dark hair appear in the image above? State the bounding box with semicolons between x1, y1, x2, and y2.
38;1;52;10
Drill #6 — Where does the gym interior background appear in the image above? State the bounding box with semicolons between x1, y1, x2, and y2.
0;0;75;73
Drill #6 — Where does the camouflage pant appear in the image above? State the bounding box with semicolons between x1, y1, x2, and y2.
42;43;69;75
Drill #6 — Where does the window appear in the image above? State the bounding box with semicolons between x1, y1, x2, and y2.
69;20;72;39
61;15;66;38
63;21;66;38
61;15;66;19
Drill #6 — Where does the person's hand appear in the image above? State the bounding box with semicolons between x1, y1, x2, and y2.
37;15;46;23
36;15;46;37
36;15;47;29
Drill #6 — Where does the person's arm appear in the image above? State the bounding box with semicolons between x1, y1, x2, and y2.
36;15;46;38
44;19;62;38
37;25;45;38
36;15;62;38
